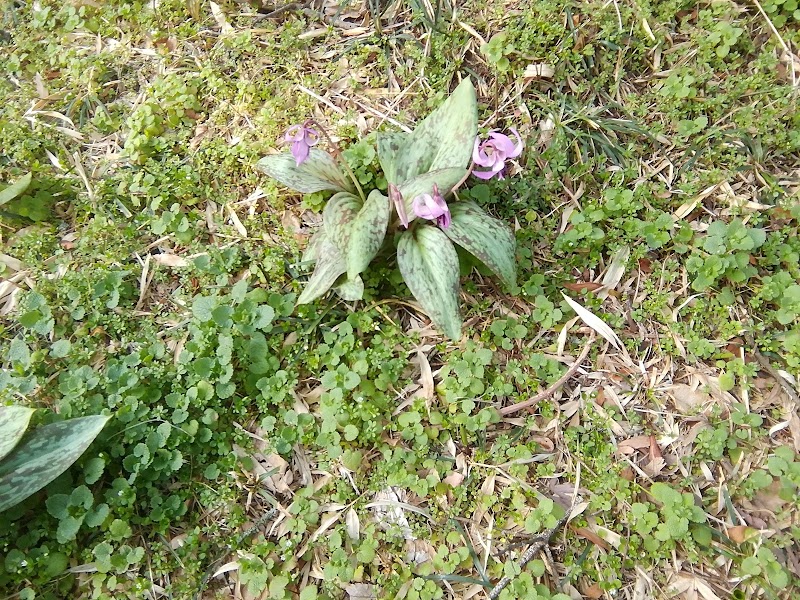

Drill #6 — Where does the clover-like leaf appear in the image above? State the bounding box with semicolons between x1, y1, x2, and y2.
397;225;462;339
256;149;353;194
0;406;35;462
378;78;477;185
0;415;111;513
443;201;517;289
296;233;347;305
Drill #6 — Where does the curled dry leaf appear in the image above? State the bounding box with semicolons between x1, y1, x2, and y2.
152;253;189;267
345;583;377;600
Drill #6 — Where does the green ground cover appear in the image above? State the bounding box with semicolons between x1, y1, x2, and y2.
1;0;799;598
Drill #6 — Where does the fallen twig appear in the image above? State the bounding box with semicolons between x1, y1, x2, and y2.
487;466;581;599
499;333;596;416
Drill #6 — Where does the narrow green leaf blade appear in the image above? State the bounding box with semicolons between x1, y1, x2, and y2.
443;201;517;289
256;149;353;194
323;192;362;255
296;235;347;305
397;225;462;339
398;168;466;219
347;190;390;279
0;173;32;206
0;406;36;462
383;79;477;184
334;275;364;301
0;415;111;513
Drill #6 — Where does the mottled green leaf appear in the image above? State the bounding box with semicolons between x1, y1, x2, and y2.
398;168;466;219
297;234;347;305
0;173;32;206
0;415;111;513
334;275;364;301
0;406;35;462
397;225;462;339
347;190;390;279
322;191;389;279
323;192;362;255
376;132;407;184
302;229;326;264
256;149;353;194
443;201;517;289
378;78;477;185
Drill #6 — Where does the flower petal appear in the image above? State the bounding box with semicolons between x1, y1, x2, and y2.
292;140;310;166
471;168;498;180
285;124;304;142
507;128;524;157
488;132;516;157
473;138;494;167
390;184;408;229
413;194;445;220
304;128;320;146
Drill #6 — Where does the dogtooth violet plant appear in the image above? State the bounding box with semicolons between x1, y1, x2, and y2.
257;78;520;339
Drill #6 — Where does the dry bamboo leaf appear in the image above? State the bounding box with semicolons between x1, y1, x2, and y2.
598;246;630;299
212;561;240;578
562;293;622;350
573;527;610;551
209;2;234;35
345;507;360;542
416;349;434;401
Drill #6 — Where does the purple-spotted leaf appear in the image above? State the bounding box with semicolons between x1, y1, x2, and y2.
398;168;465;222
323;192;362;255
0;406;35;462
0;415;110;513
346;190;390;279
297;233;347;305
323;191;389;279
443;201;517;289
334;275;364;301
397;225;462;339
378;78;477;185
256;149;353;194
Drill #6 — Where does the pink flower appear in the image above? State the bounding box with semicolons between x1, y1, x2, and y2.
389;184;409;229
472;128;524;180
284;122;319;166
412;184;451;229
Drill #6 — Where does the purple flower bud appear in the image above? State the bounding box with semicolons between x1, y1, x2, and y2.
285;122;319;166
389;184;408;229
412;184;451;229
472;128;524;180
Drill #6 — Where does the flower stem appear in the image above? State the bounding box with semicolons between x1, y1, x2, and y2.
308;119;366;202
450;161;475;195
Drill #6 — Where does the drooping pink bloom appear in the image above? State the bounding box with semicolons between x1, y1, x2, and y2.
472;128;524;180
389;184;409;229
412;184;451;229
284;122;319;166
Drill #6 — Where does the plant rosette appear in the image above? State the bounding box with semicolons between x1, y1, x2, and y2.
257;78;522;339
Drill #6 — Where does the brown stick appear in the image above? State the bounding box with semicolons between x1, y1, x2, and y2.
499;333;596;416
